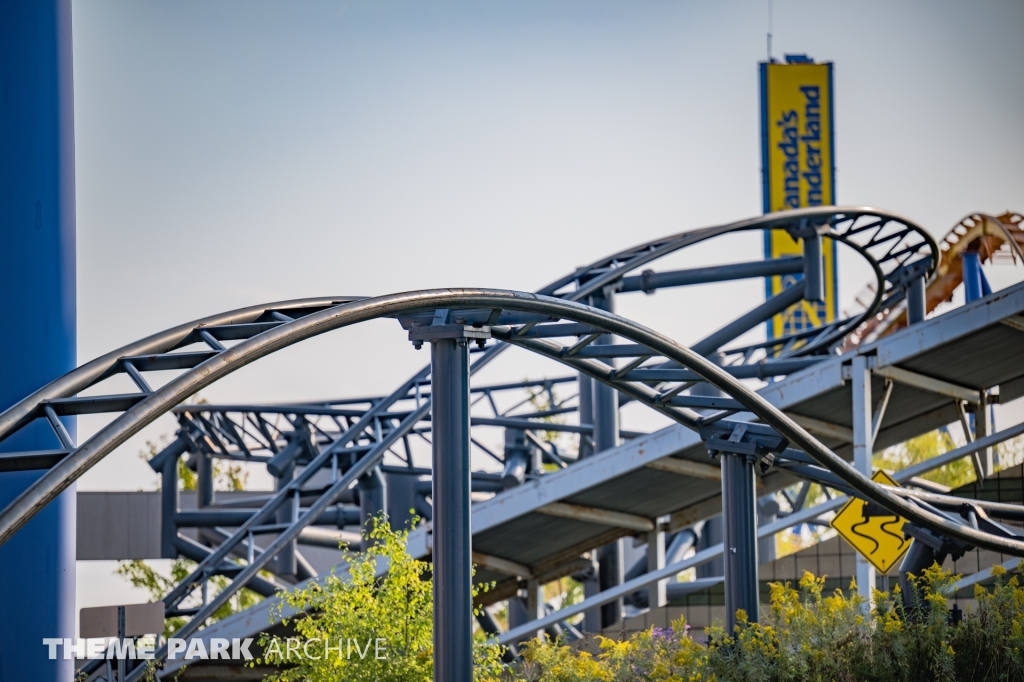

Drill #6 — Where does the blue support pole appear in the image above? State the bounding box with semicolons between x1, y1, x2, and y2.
962;251;983;303
721;452;759;630
429;335;474;682
590;290;623;630
0;1;77;679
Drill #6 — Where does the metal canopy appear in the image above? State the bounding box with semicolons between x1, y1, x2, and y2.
459;281;1024;602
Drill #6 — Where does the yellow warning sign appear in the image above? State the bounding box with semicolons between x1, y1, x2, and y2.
830;471;911;573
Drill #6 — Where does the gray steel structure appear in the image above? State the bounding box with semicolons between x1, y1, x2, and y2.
158;282;1024;674
2;207;1023;679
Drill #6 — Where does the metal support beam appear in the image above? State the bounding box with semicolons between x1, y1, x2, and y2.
578;374;594;459
721;453;759;630
591;289;622;630
501;429;529;489
803;230;824;304
692;280;806;356
359;466;387;550
963;251;984;303
645;457;721;480
273;461;297;578
196;450;214;509
976;391;994;477
429;334;474;682
384;470;418;532
526;579;544;640
537;502;655;532
757;498;779;563
646;527;666;609
907;275;927;325
471;552;533;579
619;256;804;293
599;538;624;629
871;379;894;451
851;355;875;607
160;446;182;559
786;413;854;442
872;365;980;404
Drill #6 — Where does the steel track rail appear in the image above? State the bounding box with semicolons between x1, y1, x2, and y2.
0;289;1018;556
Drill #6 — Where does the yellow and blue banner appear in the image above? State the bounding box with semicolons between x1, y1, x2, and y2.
760;58;838;339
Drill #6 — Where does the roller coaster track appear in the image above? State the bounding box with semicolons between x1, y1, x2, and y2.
846;211;1024;347
0;207;935;538
44;288;1024;679
13;207;1019;678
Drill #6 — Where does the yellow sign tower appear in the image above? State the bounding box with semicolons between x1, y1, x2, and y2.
761;57;838;339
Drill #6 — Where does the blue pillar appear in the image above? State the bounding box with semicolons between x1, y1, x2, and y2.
962;251;983;303
0;1;77;679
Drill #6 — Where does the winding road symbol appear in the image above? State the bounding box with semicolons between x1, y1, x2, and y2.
830;470;911;573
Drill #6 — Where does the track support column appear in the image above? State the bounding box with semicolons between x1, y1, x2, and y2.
147;435;192;559
411;321;490;682
851;354;875;607
721;452;759;631
359;466;387;550
802;225;825;304
590;288;624;630
907;275;926;325
646;527;667;609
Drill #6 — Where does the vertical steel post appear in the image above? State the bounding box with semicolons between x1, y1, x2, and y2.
430;336;473;682
646;528;667;609
721;453;759;631
161;455;180;559
961;253;988;468
757;498;779;563
578;375;594;459
501;429;529;489
152;435;190;559
384;471;418;532
196;451;214;509
0;2;77;678
526;578;544;640
117;605;126;681
962;251;984;303
907;275;927;325
273;461;297;577
591;290;623;629
696;353;727;580
576;373;601;631
802;230;825;303
359;466;387;550
851;354;876;606
976;392;993;477
598;540;624;629
696;515;725;577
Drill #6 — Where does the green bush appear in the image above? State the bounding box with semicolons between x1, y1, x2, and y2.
256;517;505;682
512;565;1024;682
252;516;1023;681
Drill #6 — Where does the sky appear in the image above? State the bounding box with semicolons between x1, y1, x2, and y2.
68;0;1024;611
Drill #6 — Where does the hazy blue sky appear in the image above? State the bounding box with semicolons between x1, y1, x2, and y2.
69;0;1024;610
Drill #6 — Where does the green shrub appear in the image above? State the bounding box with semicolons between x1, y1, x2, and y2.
250;515;1023;681
256;517;504;682
511;563;1024;682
